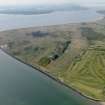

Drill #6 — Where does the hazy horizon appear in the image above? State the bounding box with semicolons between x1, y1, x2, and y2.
0;0;105;7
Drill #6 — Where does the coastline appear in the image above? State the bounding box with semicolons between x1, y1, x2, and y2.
0;16;105;105
0;48;103;105
0;10;104;32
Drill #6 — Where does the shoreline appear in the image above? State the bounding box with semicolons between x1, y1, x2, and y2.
0;48;104;105
0;17;105;104
0;15;104;32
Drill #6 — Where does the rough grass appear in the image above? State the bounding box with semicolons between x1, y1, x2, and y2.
62;41;105;100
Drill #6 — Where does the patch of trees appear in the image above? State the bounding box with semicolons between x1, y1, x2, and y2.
50;41;71;60
80;27;105;41
38;41;71;66
38;57;51;66
26;31;49;37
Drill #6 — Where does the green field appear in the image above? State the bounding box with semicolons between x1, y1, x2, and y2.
63;41;105;100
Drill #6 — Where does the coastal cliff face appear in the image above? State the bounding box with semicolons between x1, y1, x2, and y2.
0;18;105;102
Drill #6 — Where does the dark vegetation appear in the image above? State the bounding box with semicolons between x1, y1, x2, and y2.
38;57;51;66
52;41;71;59
38;41;71;66
26;31;49;37
80;27;105;41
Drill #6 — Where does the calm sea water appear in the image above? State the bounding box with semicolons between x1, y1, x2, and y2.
0;50;98;105
0;10;103;31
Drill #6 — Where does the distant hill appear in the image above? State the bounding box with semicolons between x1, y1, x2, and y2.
0;9;53;15
97;10;105;15
37;4;88;11
0;4;88;15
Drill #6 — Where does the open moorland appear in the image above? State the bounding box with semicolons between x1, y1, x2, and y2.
0;18;105;101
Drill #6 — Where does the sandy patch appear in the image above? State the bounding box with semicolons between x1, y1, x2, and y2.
100;102;105;105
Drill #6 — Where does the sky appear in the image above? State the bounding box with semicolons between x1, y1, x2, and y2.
0;0;105;7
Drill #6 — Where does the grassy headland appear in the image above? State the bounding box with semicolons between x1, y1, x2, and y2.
0;18;105;101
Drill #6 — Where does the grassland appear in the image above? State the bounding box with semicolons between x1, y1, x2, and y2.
0;19;105;101
62;41;105;100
